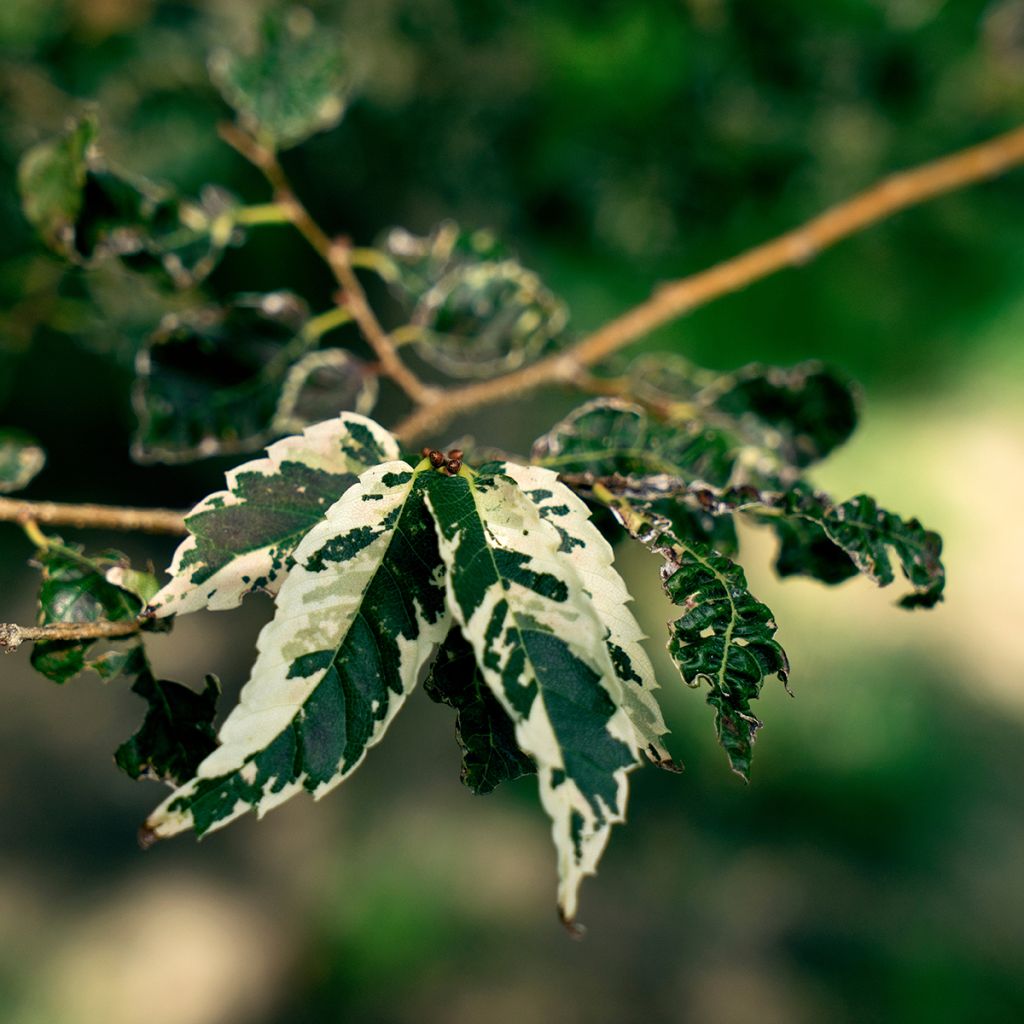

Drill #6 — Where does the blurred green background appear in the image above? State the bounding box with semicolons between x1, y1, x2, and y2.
2;1;1023;1021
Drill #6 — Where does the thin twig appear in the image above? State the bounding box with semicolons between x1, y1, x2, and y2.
0;497;186;535
0;618;140;653
219;123;439;406
392;123;1024;442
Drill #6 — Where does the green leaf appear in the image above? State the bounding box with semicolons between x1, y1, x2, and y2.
381;222;567;378
782;487;944;608
19;114;239;288
604;496;789;781
708;361;858;468
115;662;220;785
272;349;377;434
424;462;645;925
30;542;142;684
772;516;859;585
532;398;737;490
0;429;45;493
508;463;678;771
669;482;945;608
413;261;568;378
17;111;95;254
131;292;314;463
537;360;858;495
424;627;536;795
150;412;399;617
209;8;348;150
144;461;450;841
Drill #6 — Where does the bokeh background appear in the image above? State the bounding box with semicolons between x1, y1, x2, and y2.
2;1;1023;1021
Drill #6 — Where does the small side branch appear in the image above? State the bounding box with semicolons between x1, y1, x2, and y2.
0;497;186;535
219;123;439;407
0;618;140;653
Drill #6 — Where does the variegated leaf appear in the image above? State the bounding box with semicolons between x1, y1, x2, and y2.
144;461;449;841
532;398;738;494
423;464;642;926
149;413;398;617
662;482;945;608
605;494;789;781
503;462;678;772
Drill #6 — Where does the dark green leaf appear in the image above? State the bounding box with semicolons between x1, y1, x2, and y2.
30;542;142;684
532;398;737;490
679;482;946;607
0;429;45;493
210;8;348;150
771;516;859;585
425;626;536;794
605;497;789;780
131;291;312;463
705;361;859;468
116;666;220;785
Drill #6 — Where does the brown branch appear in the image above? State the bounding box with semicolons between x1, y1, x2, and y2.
0;497;186;535
0;618;140;653
392;123;1024;443
219;123;439;407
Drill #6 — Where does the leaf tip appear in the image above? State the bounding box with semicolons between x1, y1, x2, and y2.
137;822;161;850
557;907;587;940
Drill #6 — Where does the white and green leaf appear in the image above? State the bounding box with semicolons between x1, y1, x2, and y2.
149;412;399;617
144;460;449;840
424;464;642;926
503;462;678;772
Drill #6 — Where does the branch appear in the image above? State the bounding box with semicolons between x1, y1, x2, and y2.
219;123;439;407
392;123;1024;442
0;497;186;535
0;618;140;653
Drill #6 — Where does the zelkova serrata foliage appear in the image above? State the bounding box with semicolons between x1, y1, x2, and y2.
2;9;980;930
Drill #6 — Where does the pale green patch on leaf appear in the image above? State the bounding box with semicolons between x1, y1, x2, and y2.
210;8;348;151
150;412;399;617
424;626;536;795
424;464;642;925
272;349;377;434
144;461;450;840
30;541;142;684
605;496;789;781
0;429;45;493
